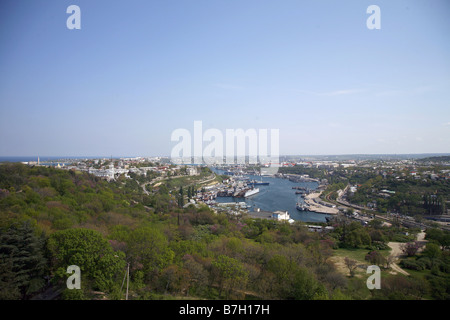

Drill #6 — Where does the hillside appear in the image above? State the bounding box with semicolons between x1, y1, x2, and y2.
1;163;449;301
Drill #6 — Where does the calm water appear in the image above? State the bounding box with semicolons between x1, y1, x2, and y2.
0;156;98;163
0;156;106;166
212;168;331;223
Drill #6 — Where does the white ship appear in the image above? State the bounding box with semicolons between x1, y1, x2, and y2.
244;187;259;198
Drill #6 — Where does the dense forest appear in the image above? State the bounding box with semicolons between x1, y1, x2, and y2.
0;163;449;300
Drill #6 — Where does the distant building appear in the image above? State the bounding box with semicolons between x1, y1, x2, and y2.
186;166;198;176
88;167;115;181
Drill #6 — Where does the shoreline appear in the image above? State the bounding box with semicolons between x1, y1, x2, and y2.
303;191;339;215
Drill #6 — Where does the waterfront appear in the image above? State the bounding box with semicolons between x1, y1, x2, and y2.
0;156;101;166
212;168;331;223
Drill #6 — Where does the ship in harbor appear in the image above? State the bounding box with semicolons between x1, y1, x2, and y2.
247;179;270;186
243;187;260;198
228;186;260;198
296;202;310;211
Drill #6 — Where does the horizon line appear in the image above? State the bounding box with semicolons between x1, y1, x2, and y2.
1;152;449;159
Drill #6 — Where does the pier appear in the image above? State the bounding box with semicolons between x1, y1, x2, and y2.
303;191;339;215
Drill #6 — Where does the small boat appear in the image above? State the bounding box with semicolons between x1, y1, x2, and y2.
296;202;309;211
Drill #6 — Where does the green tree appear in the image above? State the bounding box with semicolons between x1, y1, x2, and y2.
345;228;371;248
47;228;126;293
426;228;450;250
125;226;174;283
212;254;248;299
342;222;372;248
0;222;47;299
422;243;442;268
178;186;184;208
187;186;192;199
266;255;292;283
290;267;328;300
265;254;325;299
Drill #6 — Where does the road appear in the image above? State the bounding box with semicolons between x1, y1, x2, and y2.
140;174;217;195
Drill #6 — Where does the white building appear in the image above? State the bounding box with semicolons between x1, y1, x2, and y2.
186;166;198;176
272;210;291;221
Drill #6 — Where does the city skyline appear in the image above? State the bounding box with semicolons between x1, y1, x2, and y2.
1;0;449;157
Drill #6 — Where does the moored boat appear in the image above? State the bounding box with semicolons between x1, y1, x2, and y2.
244;187;260;198
296;202;310;211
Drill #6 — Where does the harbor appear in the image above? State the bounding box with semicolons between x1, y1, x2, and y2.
207;168;332;223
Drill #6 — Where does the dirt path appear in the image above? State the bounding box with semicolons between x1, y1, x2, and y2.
387;242;410;276
387;231;427;276
416;231;427;253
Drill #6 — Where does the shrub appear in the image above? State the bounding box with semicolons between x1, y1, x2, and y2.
367;242;389;251
365;250;386;266
401;259;424;271
417;257;432;269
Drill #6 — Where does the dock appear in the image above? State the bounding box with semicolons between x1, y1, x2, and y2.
303;191;339;215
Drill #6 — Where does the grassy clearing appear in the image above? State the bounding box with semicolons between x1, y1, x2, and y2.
334;246;392;262
334;248;371;263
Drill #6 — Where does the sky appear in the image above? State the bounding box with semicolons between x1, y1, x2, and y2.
0;0;449;157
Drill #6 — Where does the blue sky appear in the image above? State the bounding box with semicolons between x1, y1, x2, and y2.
0;0;449;157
